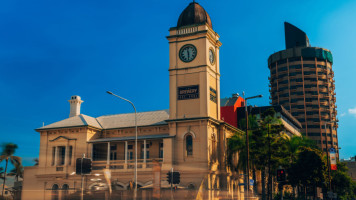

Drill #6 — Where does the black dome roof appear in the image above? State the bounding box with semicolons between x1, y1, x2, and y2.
177;2;212;28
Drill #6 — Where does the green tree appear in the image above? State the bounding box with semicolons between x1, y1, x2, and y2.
330;162;356;199
288;147;328;198
252;108;286;200
226;131;246;172
0;143;21;197
285;136;316;165
228;108;288;200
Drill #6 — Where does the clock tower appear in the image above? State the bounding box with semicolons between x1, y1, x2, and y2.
167;2;222;121
165;2;224;173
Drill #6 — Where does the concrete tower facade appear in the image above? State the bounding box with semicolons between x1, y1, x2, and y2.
268;22;338;153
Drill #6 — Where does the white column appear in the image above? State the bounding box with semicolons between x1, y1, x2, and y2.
125;141;128;164
54;146;58;166
107;142;110;166
144;140;147;163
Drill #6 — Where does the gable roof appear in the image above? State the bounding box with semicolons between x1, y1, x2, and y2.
36;110;169;131
97;109;169;129
37;114;102;130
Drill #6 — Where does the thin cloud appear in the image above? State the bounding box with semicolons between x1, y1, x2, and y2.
348;107;356;116
340;113;346;117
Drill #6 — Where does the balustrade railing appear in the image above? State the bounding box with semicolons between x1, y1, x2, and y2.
92;158;163;171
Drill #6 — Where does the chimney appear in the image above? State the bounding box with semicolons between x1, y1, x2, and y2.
68;95;83;117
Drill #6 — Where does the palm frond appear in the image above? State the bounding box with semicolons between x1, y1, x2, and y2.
0;155;6;162
9;156;21;166
1;143;18;156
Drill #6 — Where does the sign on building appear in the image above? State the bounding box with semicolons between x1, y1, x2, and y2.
177;85;199;100
210;87;217;103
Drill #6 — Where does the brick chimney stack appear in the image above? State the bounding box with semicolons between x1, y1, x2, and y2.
68;95;83;118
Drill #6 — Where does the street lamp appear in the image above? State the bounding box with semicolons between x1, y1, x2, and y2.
107;91;138;199
324;119;338;192
242;91;263;198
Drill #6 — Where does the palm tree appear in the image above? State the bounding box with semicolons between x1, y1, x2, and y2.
0;143;21;196
226;131;246;172
8;163;24;182
0;167;3;180
285;135;317;164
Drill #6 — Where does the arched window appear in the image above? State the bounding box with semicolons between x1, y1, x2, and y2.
61;184;69;200
51;184;59;200
186;135;193;156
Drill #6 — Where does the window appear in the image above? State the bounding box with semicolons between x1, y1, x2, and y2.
140;143;150;159
289;64;301;69
277;59;287;65
159;143;164;158
303;64;315;68
186;135;193;156
61;184;69;200
289;57;301;62
317;65;326;69
307;125;320;129
289;72;297;76
279;66;288;71
308;132;320;136
279;80;289;85
303;57;315;61
51;184;59;200
127;145;133;160
58;146;66;166
280;93;289;98
110;145;117;160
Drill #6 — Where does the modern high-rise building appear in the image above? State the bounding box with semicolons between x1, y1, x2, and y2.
268;22;338;153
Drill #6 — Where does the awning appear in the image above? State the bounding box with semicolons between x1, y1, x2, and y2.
88;134;174;143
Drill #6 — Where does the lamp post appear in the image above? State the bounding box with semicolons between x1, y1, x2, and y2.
107;91;138;199
242;91;263;199
324;120;338;193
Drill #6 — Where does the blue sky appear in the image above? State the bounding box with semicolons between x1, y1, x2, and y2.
0;0;356;168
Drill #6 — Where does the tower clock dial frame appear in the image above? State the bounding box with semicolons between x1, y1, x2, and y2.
209;48;215;64
179;44;197;62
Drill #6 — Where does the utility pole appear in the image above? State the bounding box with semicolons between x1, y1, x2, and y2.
171;168;174;200
81;154;85;200
243;92;250;200
242;92;263;199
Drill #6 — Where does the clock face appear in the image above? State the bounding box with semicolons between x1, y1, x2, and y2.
209;49;215;64
179;44;197;62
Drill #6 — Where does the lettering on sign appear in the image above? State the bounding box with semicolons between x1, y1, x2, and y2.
210;87;217;103
178;85;199;100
